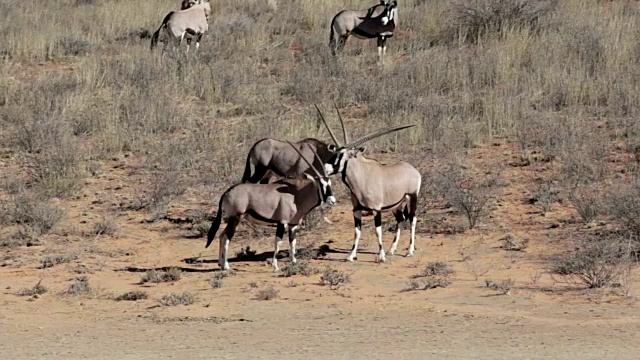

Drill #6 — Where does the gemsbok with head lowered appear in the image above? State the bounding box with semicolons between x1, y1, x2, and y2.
206;143;336;272
242;105;349;184
150;0;211;53
318;108;420;263
329;0;398;61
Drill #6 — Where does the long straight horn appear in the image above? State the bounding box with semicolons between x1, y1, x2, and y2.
312;151;328;177
287;141;323;179
315;104;342;147
333;102;349;144
347;124;415;149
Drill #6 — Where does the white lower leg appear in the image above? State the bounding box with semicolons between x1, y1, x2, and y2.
223;238;230;270
389;228;401;255
376;226;386;262
377;46;383;59
273;237;283;271
407;217;417;256
195;42;200;51
347;226;361;261
289;226;298;264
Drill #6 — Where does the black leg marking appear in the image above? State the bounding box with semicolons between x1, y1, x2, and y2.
224;217;240;240
374;212;383;251
288;227;297;243
352;216;362;251
276;223;286;239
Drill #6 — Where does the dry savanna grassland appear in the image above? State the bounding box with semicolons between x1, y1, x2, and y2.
2;0;640;359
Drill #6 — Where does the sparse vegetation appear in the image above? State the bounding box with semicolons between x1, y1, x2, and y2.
16;280;48;297
140;268;182;284
320;268;351;290
415;261;455;278
159;292;195;306
115;290;148;301
500;234;529;252
255;286;279;300
90;216;118;236
62;276;91;296
279;261;319;277
485;278;515;295
40;253;79;269
551;234;634;289
438;164;501;229
405;261;454;291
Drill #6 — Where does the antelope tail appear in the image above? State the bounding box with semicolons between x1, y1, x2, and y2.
205;197;224;248
150;11;174;50
241;151;253;183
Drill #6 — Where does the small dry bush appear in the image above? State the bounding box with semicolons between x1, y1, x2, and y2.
438;164;501;229
606;181;640;240
485;278;515;295
7;193;64;237
62;276;91;296
551;234;634;289
531;180;559;213
90;216;118;236
500;234;529;252
140;268;182;284
415;261;455;278
279;261;319;277
320;268;351;290
209;278;223;289
16;280;48;297
294;244;330;261
568;185;602;223
159;292;195;306
115;290;148;301
40;253;78;269
209;270;235;288
255;286;279;301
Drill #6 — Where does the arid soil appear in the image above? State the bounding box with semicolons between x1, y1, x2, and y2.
1;140;639;360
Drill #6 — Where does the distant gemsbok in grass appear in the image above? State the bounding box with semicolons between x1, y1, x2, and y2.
329;0;398;62
150;0;211;53
317;107;420;263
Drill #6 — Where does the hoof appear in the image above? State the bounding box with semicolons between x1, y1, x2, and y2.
405;252;414;257
346;256;356;262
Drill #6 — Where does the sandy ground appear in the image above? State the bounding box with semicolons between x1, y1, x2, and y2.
1;141;639;360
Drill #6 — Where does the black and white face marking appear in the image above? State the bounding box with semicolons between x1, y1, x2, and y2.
319;177;336;205
324;148;364;175
381;1;397;26
324;148;347;175
327;144;338;152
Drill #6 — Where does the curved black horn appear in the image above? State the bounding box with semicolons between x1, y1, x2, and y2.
333;102;349;144
287;141;323;179
346;124;415;149
314;104;342;147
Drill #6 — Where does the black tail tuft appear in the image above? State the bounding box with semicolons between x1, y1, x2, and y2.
205;198;224;248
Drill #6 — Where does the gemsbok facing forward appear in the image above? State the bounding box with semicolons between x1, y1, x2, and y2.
318;108;420;263
206;143;336;272
150;0;211;53
329;0;398;61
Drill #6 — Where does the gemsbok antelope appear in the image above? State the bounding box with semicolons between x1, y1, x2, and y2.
206;143;336;272
150;0;211;53
329;0;398;61
318;108;420;263
242;105;349;184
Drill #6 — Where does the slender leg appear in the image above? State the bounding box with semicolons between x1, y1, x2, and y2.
347;210;362;261
389;207;405;255
195;33;203;52
407;194;418;257
288;225;298;264
218;234;225;268
273;223;286;271
220;217;239;270
375;211;386;262
321;205;332;224
377;37;383;60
